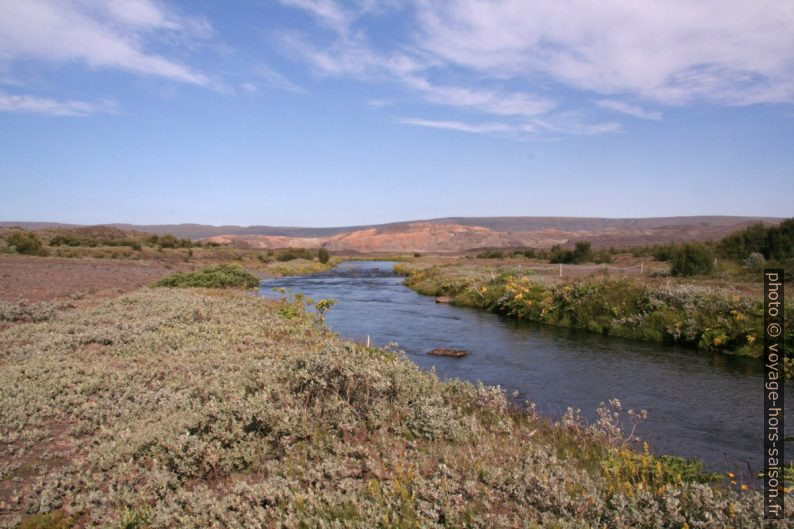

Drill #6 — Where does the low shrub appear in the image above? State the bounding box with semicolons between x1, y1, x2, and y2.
275;248;315;262
0;299;71;322
49;234;142;250
152;264;260;289
318;247;330;264
476;250;505;259
4;231;48;256
550;241;593;264
671;243;715;276
145;234;196;249
719;218;794;261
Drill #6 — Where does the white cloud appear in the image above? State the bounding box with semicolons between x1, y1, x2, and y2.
0;0;213;86
0;91;117;116
277;0;794;138
398;117;516;135
596;100;662;120
250;63;307;93
414;0;794;105
399;114;620;138
367;98;392;107
402;75;553;118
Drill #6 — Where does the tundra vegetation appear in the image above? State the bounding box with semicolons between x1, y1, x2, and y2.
3;231;48;257
1;288;790;528
151;264;260;289
0;228;338;277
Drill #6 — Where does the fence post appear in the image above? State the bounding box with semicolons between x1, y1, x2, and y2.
559;263;562;278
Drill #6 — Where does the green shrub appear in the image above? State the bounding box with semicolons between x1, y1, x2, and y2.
49;234;97;247
49;234;142;250
152;264;260;289
5;230;48;256
550;241;592;264
275;248;315;261
318;247;330;264
145;234;194;248
671;243;716;276
476;250;505;259
719;218;794;261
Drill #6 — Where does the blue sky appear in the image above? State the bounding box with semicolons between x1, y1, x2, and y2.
1;0;792;226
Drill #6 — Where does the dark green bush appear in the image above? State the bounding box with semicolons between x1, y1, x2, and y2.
145;234;195;249
719;218;794;261
318;247;330;264
550;241;592;264
275;248;315;261
5;231;48;256
671;243;715;276
152;264;260;289
49;234;141;250
476;250;505;259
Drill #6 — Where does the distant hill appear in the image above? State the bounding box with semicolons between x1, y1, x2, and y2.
1;216;781;252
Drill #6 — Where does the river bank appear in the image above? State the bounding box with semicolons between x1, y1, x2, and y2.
394;262;793;379
2;282;789;527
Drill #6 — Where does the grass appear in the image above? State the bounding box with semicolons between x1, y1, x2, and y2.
0;287;790;528
151;264;260;289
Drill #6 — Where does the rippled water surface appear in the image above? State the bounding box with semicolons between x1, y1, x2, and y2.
261;260;791;472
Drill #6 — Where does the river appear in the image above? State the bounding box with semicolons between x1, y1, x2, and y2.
260;260;791;474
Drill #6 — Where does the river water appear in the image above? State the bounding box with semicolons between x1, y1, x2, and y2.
261;260;791;474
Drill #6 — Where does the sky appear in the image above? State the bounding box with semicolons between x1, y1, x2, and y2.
0;0;793;227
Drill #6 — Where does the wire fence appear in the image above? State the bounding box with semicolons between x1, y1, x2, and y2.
504;262;669;278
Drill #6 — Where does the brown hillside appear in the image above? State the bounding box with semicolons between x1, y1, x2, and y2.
197;218;777;253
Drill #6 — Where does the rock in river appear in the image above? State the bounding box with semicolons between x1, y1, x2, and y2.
427;347;468;358
435;296;452;303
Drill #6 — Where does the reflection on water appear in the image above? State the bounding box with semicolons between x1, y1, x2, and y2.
261;260;790;473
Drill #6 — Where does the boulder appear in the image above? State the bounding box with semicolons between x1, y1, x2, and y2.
427;347;468;358
435;296;452;303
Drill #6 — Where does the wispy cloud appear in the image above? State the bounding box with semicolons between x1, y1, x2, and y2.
367;98;392;108
249;63;307;94
0;0;214;87
414;0;794;106
398;114;620;138
0;91;118;116
276;0;794;137
397;118;516;135
596;100;662;120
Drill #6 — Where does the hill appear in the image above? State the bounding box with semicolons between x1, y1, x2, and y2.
1;216;780;253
